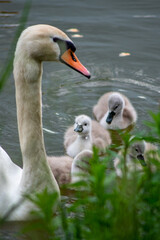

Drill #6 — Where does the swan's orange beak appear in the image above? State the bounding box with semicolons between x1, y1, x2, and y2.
60;49;91;79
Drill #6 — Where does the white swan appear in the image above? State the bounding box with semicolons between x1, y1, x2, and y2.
114;141;158;177
93;92;137;130
0;24;90;220
64;114;111;158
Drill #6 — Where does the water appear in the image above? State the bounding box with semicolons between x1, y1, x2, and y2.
0;0;160;165
0;0;160;236
0;0;160;157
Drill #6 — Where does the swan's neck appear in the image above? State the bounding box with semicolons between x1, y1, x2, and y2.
14;55;59;194
14;57;44;161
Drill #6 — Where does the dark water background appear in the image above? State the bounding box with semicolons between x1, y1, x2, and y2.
0;0;160;238
0;0;160;166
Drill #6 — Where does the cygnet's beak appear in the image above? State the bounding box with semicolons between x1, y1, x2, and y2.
60;49;91;79
137;154;147;166
74;124;83;133
106;111;115;124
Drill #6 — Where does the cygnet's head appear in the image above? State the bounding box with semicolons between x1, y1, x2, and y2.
106;93;125;124
74;115;92;136
129;141;147;166
14;24;90;78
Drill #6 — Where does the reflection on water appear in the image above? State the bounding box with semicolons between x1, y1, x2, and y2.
0;0;160;237
0;23;19;28
0;11;18;15
133;15;157;18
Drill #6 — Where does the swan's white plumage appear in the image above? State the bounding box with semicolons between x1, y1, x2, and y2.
0;24;90;220
0;146;22;216
93;92;137;130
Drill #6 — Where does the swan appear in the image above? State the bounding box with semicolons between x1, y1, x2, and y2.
114;141;158;177
93;92;137;130
64;114;111;158
0;24;90;220
71;149;93;183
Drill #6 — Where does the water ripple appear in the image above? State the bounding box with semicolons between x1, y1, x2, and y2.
81;78;160;93
133;15;157;18
0;24;19;28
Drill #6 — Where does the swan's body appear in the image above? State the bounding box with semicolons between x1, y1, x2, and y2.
0;144;72;192
64;114;111;158
114;141;158;177
47;156;73;185
0;24;90;220
93;92;137;130
0;146;22;217
71;150;93;183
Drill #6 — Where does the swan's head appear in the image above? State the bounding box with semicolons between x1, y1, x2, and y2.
74;115;91;136
129;141;147;166
15;24;91;78
106;93;125;124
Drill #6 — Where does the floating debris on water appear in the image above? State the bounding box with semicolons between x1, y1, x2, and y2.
66;28;79;33
119;52;131;57
71;34;83;38
138;96;146;99
66;28;83;38
0;11;18;17
43;128;59;134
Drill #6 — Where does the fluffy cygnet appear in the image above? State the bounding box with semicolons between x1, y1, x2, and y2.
47;156;73;185
114;141;158;177
64;114;111;158
93;92;137;130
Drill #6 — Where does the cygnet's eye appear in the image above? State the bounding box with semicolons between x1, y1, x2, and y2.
84;122;88;126
114;105;118;110
135;148;138;152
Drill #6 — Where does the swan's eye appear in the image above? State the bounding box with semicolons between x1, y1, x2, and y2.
53;38;76;53
135;148;138;152
84;123;87;126
71;51;77;62
114;105;118;110
53;37;58;42
66;41;76;52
